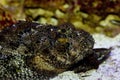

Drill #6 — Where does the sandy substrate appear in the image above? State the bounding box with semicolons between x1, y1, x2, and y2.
51;33;120;80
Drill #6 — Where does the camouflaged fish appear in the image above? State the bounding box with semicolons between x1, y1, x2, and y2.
0;20;110;80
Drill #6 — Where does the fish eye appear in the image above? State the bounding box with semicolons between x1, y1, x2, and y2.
61;29;66;33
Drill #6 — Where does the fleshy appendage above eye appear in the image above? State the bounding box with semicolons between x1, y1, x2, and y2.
58;22;75;33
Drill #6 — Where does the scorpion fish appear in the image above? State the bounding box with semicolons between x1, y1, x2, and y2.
0;20;110;80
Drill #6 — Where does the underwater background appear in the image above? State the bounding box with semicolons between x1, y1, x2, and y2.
0;0;120;80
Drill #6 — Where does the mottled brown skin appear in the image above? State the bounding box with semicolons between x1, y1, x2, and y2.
0;21;110;79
